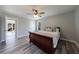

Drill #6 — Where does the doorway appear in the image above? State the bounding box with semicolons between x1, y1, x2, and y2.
5;18;17;44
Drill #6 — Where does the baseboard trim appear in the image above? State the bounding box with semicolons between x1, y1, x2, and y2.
61;38;79;49
0;41;6;45
17;34;29;39
18;35;29;39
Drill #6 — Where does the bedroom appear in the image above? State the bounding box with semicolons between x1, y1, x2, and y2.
0;5;79;54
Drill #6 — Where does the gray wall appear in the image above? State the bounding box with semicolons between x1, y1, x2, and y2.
37;12;77;41
0;16;1;41
75;6;79;43
0;13;32;42
5;15;31;38
17;17;31;38
0;15;6;43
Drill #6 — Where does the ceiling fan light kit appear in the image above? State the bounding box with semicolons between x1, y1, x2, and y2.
33;15;39;18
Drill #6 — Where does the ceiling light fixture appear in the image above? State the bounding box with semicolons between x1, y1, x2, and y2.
33;15;38;18
32;9;45;17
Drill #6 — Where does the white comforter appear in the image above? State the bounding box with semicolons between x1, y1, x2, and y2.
32;31;60;48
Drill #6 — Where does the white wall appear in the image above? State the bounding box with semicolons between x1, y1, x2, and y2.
17;17;31;38
0;16;6;43
5;16;30;38
75;6;79;43
37;12;77;41
29;20;36;32
0;13;32;43
0;16;2;41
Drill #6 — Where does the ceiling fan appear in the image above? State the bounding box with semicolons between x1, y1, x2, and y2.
32;9;45;17
26;8;45;18
25;9;44;17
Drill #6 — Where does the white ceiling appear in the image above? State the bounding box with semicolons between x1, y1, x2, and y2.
0;5;77;20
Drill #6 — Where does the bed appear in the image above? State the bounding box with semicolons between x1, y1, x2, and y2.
29;27;60;54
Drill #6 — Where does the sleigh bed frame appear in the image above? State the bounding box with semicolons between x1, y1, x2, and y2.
29;27;60;54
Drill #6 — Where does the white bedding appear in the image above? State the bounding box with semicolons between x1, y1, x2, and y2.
32;31;60;48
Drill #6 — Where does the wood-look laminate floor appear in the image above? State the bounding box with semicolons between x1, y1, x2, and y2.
0;36;79;54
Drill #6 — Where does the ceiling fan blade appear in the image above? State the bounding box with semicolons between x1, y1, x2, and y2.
32;9;37;12
39;12;45;14
32;9;35;11
32;9;38;15
38;14;42;17
38;15;41;17
26;13;32;15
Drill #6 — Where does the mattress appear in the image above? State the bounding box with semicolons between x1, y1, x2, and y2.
32;31;60;48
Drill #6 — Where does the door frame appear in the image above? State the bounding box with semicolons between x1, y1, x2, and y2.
5;16;18;40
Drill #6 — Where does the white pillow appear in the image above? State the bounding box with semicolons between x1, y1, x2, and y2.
56;28;60;32
45;27;52;32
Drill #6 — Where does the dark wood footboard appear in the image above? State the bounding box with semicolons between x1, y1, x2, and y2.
29;32;56;54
